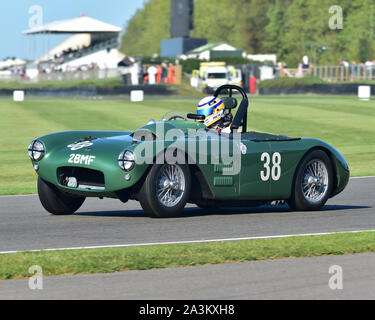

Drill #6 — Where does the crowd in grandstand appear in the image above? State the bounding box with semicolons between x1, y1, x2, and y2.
37;61;99;74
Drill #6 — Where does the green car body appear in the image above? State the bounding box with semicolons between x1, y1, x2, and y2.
29;85;349;217
30;126;349;198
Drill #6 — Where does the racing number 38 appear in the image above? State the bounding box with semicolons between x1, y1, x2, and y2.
260;152;281;181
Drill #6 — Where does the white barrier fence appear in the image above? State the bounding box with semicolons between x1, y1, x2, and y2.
0;68;124;83
311;65;375;82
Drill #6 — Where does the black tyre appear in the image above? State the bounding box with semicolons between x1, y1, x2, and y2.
289;150;334;211
38;177;85;215
138;164;191;218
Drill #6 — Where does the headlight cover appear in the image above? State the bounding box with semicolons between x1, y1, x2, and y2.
28;140;45;161
118;150;136;171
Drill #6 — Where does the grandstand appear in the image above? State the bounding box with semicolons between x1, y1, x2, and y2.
22;15;123;74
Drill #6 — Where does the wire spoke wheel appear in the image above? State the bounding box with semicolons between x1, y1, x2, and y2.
289;150;333;211
156;164;186;207
301;159;329;203
139;163;191;218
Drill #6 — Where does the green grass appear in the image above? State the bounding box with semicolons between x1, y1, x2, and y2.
0;95;374;195
0;75;201;97
1;231;374;279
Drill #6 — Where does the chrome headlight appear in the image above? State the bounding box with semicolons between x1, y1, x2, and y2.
28;140;45;161
118;150;136;171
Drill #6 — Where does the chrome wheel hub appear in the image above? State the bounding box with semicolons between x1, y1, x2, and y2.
156;164;185;207
302;159;328;203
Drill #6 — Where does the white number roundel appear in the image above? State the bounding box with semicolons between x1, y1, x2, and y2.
260;152;281;181
67;141;93;151
260;152;270;181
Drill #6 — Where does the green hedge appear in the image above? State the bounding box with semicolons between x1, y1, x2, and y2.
139;57;275;74
259;77;325;91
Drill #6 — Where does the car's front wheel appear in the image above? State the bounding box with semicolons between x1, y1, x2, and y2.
289;150;334;211
138;164;191;218
38;177;85;215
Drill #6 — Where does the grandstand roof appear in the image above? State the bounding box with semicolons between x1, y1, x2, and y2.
22;16;121;34
0;58;26;70
188;42;238;54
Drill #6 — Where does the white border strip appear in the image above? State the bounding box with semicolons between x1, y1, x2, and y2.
350;176;375;179
1;229;375;255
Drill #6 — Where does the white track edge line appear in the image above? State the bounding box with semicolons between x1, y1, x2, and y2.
1;229;375;255
350;176;375;179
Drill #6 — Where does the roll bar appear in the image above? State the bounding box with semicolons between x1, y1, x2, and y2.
214;85;249;133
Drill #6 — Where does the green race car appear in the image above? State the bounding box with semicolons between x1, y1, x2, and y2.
28;85;349;218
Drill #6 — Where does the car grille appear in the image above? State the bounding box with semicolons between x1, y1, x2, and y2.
57;167;105;190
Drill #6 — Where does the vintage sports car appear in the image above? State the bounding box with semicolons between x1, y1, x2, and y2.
28;85;349;218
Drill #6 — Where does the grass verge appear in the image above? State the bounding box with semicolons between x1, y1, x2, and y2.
0;95;374;194
1;231;374;280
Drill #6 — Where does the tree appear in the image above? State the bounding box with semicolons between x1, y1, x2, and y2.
190;0;237;45
120;0;170;56
264;0;293;60
120;0;375;65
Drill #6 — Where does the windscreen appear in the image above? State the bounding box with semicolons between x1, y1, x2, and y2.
207;73;227;79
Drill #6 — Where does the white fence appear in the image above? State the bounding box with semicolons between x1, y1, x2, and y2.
35;68;122;82
311;65;375;82
0;68;123;83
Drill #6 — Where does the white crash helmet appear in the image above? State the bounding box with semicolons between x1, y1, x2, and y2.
196;96;225;127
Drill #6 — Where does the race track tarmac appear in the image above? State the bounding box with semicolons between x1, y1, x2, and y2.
1;253;374;299
0;177;374;252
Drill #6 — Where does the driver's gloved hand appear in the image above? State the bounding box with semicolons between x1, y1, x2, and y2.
221;126;231;134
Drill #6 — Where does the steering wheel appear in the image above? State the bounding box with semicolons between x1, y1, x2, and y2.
168;115;186;121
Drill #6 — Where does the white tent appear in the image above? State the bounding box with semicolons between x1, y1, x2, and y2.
0;58;26;70
22;16;121;34
186;42;242;60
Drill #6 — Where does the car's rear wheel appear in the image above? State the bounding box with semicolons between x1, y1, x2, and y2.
289;150;334;211
38;177;85;215
138;164;191;218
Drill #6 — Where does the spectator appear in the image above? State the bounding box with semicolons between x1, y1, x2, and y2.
301;56;309;76
138;63;144;84
143;73;149;84
249;75;257;94
168;64;175;84
130;60;139;85
340;59;349;68
365;60;373;71
350;61;358;78
161;62;168;83
297;61;304;77
156;65;162;83
147;65;157;84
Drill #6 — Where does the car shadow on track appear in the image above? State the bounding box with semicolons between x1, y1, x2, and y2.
74;204;370;218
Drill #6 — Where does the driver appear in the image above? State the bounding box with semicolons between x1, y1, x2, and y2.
197;96;232;133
